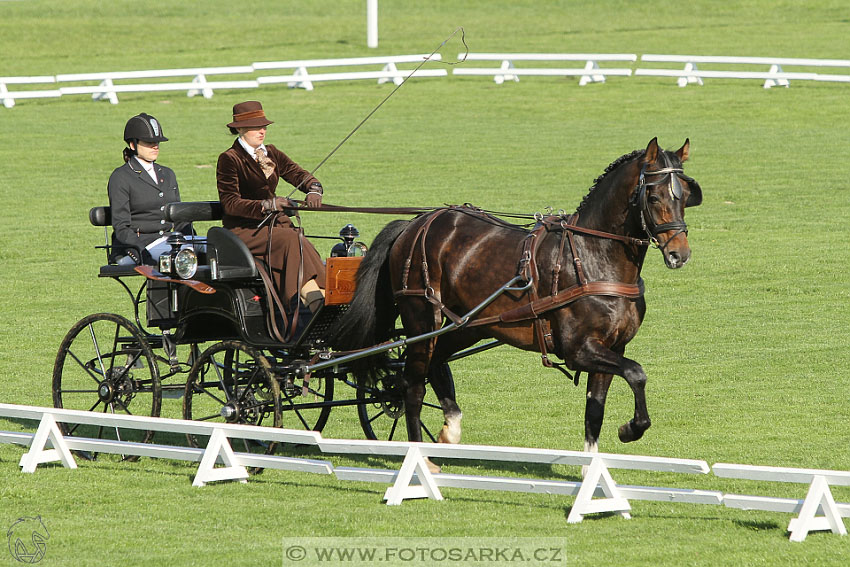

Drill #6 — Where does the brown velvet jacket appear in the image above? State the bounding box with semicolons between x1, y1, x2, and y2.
216;140;319;229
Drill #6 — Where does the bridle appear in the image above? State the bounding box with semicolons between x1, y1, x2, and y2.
632;155;696;252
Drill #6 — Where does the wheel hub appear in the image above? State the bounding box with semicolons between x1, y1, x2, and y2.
220;403;239;422
98;381;114;403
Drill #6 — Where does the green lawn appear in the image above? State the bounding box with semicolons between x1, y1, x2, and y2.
1;1;849;565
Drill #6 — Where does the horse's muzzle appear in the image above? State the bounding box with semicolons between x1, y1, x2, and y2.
664;248;690;269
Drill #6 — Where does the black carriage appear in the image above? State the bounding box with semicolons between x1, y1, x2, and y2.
52;201;455;455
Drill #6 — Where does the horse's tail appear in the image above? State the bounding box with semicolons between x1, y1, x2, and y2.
331;220;410;367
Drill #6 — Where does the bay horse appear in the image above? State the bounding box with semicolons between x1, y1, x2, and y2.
334;138;702;462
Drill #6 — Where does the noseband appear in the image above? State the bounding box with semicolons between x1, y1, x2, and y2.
632;161;694;252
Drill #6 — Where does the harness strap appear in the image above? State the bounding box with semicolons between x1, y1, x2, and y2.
521;224;559;362
395;288;465;325
397;208;454;357
468;280;644;327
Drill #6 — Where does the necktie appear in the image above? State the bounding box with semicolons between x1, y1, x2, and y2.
255;147;275;178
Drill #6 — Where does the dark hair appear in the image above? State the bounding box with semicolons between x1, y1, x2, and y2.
229;127;239;135
122;144;137;163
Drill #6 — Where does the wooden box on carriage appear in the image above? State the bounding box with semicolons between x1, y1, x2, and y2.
325;257;362;305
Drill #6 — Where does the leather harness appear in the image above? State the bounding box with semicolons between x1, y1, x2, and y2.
389;160;697;377
394;206;648;375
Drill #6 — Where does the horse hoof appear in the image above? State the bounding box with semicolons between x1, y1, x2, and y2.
618;423;634;443
425;457;442;474
618;420;647;443
437;424;461;444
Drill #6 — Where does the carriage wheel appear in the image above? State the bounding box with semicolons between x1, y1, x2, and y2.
52;312;161;458
183;340;282;455
355;342;448;442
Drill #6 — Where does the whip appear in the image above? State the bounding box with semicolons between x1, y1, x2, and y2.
285;27;468;199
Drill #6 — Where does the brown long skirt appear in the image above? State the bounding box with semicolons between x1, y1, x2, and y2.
230;224;325;305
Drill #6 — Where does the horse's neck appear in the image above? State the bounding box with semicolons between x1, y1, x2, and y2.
577;166;637;236
568;166;646;281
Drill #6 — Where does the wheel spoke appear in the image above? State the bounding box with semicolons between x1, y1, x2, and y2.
65;349;104;384
53;313;161;456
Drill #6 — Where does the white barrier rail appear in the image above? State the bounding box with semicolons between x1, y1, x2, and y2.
0;76;60;108
452;53;636;85
55;66;257;104
713;463;850;542
3;53;849;108
0;403;711;522
636;54;850;88
1;403;848;539
253;54;446;90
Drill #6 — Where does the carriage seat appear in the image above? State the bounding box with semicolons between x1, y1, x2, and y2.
164;201;223;223
89;206;111;228
89;206;141;276
206;227;258;280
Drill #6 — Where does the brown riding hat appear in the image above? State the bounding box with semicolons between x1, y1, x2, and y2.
227;101;274;129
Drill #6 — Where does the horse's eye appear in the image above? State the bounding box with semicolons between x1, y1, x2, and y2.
648;195;661;204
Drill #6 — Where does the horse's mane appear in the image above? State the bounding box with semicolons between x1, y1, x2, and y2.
575;149;645;216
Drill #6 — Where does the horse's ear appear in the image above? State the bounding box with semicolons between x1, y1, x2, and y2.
642;137;659;164
676;138;690;163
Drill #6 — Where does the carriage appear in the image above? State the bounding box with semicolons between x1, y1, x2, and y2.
52;138;702;462
52;200;467;455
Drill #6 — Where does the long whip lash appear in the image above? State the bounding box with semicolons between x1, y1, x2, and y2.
286;27;468;199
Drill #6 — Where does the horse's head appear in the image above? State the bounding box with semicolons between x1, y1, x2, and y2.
632;137;702;269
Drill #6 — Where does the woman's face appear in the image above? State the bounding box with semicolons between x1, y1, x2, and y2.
239;126;267;148
132;140;160;162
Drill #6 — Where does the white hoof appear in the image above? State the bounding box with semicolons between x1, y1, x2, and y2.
425;457;441;474
437;414;462;444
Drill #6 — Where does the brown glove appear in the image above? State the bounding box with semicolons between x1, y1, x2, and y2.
261;196;294;214
305;181;323;209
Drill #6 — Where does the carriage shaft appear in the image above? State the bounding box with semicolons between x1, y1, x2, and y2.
304;275;529;374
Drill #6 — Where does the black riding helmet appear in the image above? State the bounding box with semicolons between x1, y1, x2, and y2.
123;113;168;144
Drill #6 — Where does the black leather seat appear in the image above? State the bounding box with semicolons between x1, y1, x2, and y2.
207;227;258;280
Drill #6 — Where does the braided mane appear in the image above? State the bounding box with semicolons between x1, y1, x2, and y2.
575;149;645;216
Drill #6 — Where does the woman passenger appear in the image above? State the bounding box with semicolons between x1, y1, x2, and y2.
107;113;190;265
216;101;326;314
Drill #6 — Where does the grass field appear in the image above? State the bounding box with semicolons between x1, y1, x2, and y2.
1;1;850;565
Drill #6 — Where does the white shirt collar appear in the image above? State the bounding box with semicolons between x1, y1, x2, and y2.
237;136;267;158
133;156;158;183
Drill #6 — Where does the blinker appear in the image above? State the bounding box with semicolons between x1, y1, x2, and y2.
669;174;684;200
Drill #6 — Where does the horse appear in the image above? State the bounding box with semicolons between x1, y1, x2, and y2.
333;138;702;464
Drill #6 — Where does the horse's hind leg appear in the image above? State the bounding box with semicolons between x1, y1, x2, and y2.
430;362;462;444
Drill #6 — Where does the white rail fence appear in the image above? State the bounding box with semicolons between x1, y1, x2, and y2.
3;53;848;108
0;55;444;108
253;54;446;91
636;54;850;88
451;53;636;85
55;66;258;105
0;76;60;108
1;403;847;541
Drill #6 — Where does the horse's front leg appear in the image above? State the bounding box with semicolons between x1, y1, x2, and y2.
615;356;651;443
584;372;614;454
575;342;651;444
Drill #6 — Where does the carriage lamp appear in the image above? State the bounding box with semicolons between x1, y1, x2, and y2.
330;224;367;257
174;248;198;279
157;232;198;279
